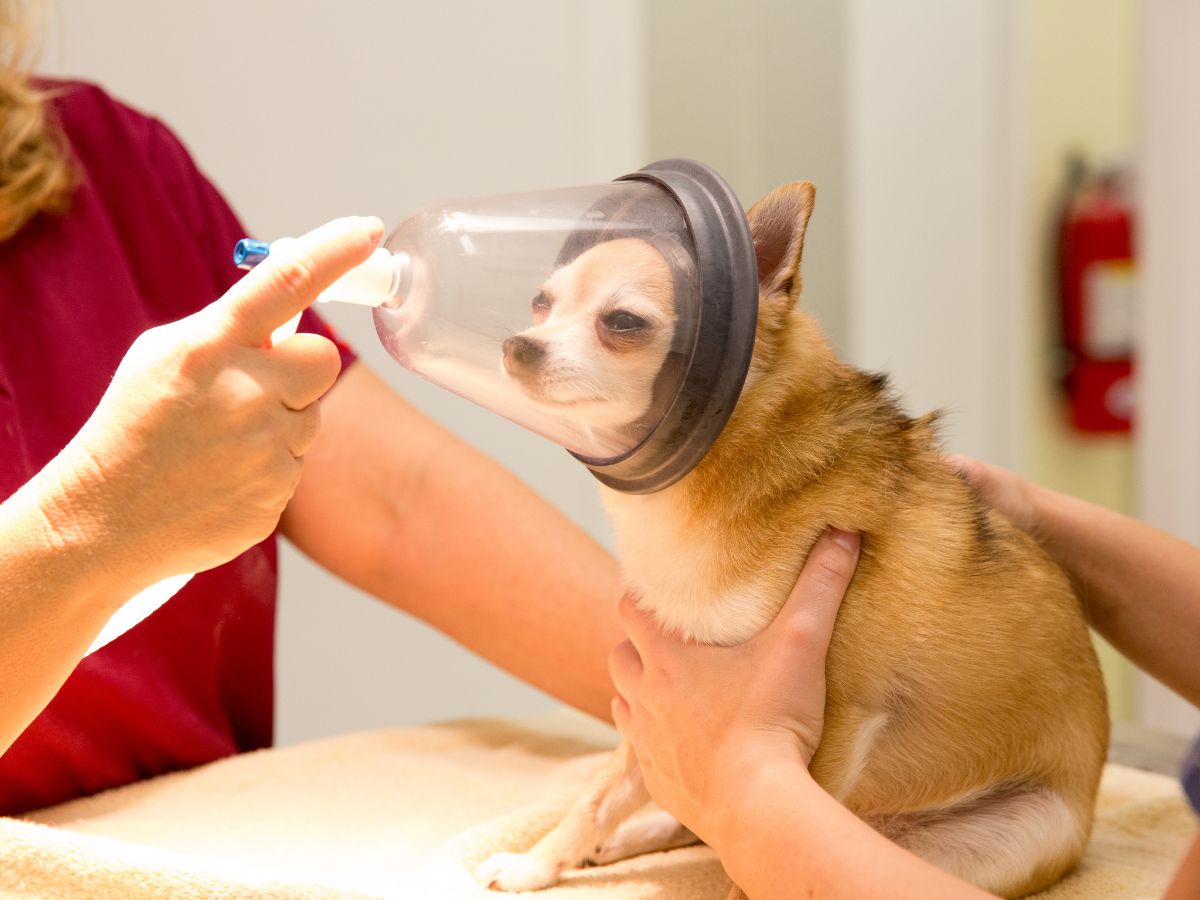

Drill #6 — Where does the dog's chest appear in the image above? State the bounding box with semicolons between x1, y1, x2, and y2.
600;486;777;645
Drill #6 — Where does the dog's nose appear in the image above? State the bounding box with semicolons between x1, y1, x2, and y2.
504;335;545;368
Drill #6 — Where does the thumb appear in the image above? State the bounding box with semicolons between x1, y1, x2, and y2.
761;529;860;661
213;216;384;346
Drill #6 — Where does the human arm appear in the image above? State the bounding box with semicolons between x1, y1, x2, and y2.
609;530;993;899
1166;835;1200;900
948;455;1200;708
0;217;380;754
717;761;994;900
279;363;626;722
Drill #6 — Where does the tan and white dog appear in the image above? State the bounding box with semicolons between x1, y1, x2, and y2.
482;184;1109;899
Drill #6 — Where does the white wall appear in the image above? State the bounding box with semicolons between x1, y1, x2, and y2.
1136;0;1200;738
641;0;1028;463
642;0;848;352
43;0;643;744
845;0;1027;468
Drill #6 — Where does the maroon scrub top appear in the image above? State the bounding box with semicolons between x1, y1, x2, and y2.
0;80;356;814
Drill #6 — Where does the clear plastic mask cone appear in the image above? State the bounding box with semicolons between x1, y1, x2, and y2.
372;160;758;492
373;179;699;462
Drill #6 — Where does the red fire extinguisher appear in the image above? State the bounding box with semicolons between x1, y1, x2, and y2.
1055;159;1137;433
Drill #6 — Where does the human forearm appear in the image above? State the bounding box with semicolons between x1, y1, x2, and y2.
283;365;626;721
1029;483;1200;706
950;455;1200;707
376;430;623;720
0;448;143;754
1166;833;1200;900
715;760;994;900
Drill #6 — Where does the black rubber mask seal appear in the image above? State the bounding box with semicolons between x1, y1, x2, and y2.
571;158;759;494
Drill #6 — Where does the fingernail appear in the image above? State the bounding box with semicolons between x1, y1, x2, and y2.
829;529;860;552
361;216;385;243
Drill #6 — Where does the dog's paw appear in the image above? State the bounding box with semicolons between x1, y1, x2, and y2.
475;851;562;892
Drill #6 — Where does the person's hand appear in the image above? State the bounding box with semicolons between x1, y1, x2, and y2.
945;454;1038;534
40;216;383;594
609;529;860;850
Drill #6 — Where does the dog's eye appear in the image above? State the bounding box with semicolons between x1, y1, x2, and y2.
531;291;552;314
602;311;647;333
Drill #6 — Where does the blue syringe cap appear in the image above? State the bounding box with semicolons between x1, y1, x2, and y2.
233;238;271;269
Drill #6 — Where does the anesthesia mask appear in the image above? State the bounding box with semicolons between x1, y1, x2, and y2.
236;158;758;494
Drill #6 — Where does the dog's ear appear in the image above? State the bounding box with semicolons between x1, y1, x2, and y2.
746;182;815;313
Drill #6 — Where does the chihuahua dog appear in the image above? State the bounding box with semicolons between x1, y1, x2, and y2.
482;184;1108;899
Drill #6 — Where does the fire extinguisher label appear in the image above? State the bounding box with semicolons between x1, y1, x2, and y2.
1083;259;1138;359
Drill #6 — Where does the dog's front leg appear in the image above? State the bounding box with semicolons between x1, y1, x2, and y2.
477;740;649;892
586;806;698;865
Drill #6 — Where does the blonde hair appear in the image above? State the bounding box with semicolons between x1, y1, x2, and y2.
0;0;72;241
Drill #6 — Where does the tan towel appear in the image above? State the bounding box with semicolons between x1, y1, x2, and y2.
0;718;1193;899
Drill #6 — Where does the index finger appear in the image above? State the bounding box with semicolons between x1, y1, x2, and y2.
216;216;384;345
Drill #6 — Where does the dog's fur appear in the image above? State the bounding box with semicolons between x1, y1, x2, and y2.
479;183;1109;898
